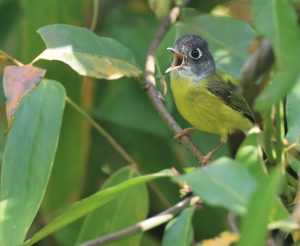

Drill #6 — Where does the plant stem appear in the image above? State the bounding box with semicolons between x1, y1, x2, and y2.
90;0;99;31
275;101;285;172
80;195;200;246
263;108;276;164
65;96;139;170
0;49;24;66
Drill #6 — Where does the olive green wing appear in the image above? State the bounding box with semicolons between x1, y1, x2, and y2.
206;74;255;123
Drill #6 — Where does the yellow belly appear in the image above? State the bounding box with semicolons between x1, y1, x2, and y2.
170;75;252;141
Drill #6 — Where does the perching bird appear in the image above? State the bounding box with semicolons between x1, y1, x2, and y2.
166;35;255;165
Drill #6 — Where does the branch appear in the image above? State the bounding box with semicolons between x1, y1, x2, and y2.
143;6;204;162
0;49;24;66
80;195;200;246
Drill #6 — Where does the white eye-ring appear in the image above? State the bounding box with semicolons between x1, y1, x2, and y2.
189;48;202;59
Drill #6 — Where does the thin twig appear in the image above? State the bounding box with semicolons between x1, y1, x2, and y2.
0;49;24;66
143;6;204;162
80;195;200;246
66;96;139;170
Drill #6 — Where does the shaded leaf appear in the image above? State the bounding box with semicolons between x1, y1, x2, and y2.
23;170;173;246
177;11;254;78
177;157;257;215
286;76;300;143
253;0;300;110
237;168;282;246
3;65;46;127
200;231;239;246
162;206;195;246
0;79;65;246
76;166;149;246
235;132;266;180
37;24;141;80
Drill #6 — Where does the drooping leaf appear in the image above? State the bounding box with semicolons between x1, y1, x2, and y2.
75;166;149;246
0;79;66;246
237;168;282;246
177;157;257;215
23;170;173;246
286;76;300;143
253;0;300;110
235;132;266;180
37;24;141;80
162;206;195;246
3;65;46;127
177;11;254;78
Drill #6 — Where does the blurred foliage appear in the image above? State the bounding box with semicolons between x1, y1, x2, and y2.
0;0;300;245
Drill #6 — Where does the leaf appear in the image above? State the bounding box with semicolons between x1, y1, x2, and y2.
237;168;282;246
75;166;149;245
0;79;66;246
253;0;300;110
23;169;173;246
162;207;195;246
177;157;257;215
37;24;141;80
93;78;170;137
200;231;239;246
3;65;46;127
177;11;254;78
235;132;266;180
286;76;300;143
148;0;171;19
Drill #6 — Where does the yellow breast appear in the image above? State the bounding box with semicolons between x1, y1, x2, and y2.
170;74;252;141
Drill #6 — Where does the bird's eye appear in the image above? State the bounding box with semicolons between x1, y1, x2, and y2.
189;48;202;59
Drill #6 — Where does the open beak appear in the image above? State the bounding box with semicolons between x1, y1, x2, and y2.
165;47;184;73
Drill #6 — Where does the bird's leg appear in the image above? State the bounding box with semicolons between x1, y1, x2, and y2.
201;140;226;166
174;127;196;140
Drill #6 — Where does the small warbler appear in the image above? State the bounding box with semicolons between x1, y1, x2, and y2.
166;35;255;164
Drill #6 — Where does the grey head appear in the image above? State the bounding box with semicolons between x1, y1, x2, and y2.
166;35;215;80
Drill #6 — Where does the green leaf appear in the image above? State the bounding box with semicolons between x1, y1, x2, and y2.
0;79;66;246
237;168;282;246
235;132;266;180
23;170;172;246
286;76;300;143
177;11;254;78
148;0;171;19
253;0;300;110
177;157;257;215
93;78;170;137
162;207;195;246
37;24;141;80
75;166;149;245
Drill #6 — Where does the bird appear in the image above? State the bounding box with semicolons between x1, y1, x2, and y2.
165;34;255;165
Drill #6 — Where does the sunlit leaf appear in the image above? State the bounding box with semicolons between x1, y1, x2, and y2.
75;166;149;246
3;65;46;127
36;24;141;80
23;169;173;246
177;11;254;78
177;157;257;215
0;79;65;246
162;207;195;246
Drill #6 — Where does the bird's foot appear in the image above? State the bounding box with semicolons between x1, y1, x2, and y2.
200;141;226;166
174;127;196;140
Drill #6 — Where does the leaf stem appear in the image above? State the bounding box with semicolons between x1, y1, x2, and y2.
65;96;139;170
79;195;200;246
0;49;24;66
